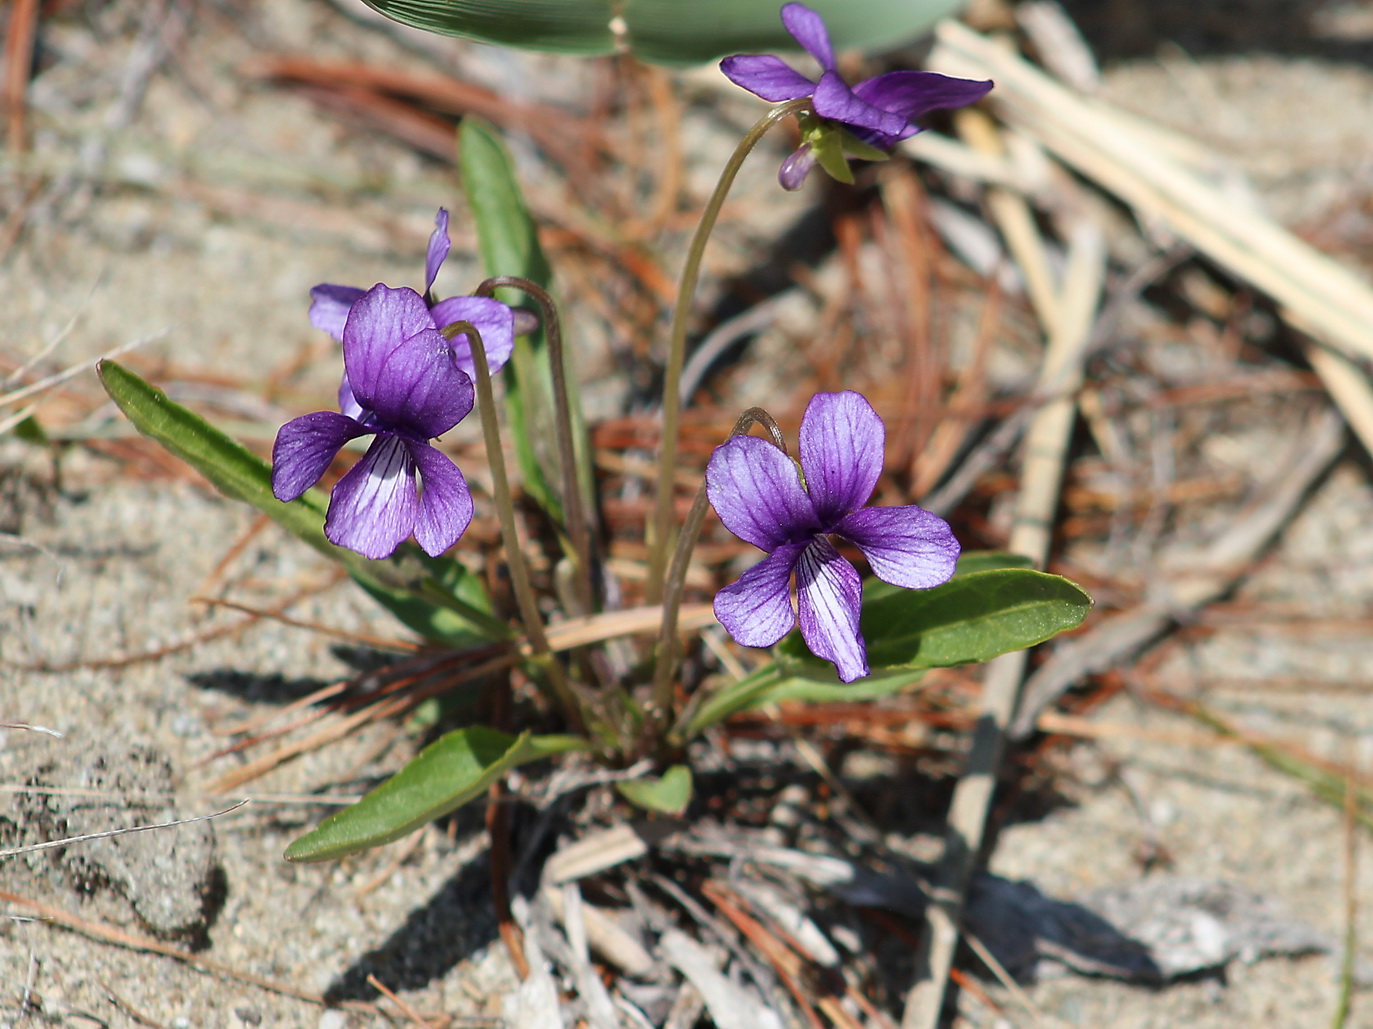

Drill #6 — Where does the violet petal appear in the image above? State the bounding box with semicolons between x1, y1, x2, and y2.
719;54;817;102
795;537;868;682
309;284;366;342
425;208;451;294
853;71;993;121
812;70;911;140
837;504;960;589
407;439;474;557
781;2;835;70
325;434;418;560
337;374;364;421
429;295;515;379
343;284;474;440
707;434;820;551
798;391;885;527
714;542;809;648
271;410;367;502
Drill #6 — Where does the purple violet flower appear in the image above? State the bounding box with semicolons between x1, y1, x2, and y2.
272;283;511;560
706;391;959;682
720;3;993;189
307;208;515;381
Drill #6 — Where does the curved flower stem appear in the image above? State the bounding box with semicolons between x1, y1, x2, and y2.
476;276;596;616
644;406;786;751
644;98;810;605
444;319;581;727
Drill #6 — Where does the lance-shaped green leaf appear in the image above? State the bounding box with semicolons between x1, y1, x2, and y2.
681;665;924;736
361;0;966;64
616;764;693;815
97;360;504;647
460;118;568;522
286;728;588;862
778;568;1092;677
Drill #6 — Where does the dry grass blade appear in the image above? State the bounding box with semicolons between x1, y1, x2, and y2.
930;20;1373;362
928;19;1373;461
903;218;1107;1029
1011;407;1346;737
3;0;39;154
0;801;248;860
0;888;328;1004
366;973;436;1029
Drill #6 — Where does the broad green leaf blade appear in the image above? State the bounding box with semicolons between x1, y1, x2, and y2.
459;118;565;521
616;764;693;815
682;665;924;736
751;668;924;706
953;551;1034;577
97;360;502;647
863;550;1036;606
362;0;966;64
777;569;1092;676
285;728;588;861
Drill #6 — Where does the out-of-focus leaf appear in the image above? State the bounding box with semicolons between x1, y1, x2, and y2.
285;728;587;861
617;764;693;815
11;414;48;443
458;118;565;520
363;0;967;64
97;360;504;647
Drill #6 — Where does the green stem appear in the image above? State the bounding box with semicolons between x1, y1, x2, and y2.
477;276;596;616
443;319;581;727
644;98;809;605
644;406;787;750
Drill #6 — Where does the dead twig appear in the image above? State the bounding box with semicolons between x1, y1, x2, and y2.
1011;406;1346;737
904;216;1106;1029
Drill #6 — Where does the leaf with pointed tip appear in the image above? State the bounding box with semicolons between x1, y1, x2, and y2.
779;568;1091;676
459;118;572;524
96;360;504;646
285;728;588;861
681;665;923;736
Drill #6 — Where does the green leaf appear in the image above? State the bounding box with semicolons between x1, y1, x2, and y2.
96;360;503;647
685;563;1086;735
616;764;693;815
953;550;1034;577
361;0;966;64
11;414;48;443
459;118;567;522
682;665;924;736
286;728;588;861
778;568;1092;676
863;550;1036;606
752;667;925;705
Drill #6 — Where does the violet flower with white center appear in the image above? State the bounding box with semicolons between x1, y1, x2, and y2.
273;283;494;560
706;391;959;682
307;208;515;381
720;3;993;189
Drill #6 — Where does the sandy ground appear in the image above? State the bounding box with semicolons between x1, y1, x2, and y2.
3;0;1373;1026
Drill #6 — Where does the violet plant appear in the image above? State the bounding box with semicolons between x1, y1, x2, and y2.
96;3;1089;860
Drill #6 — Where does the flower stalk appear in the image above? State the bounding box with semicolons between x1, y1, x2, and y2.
476;276;597;617
645;407;786;748
644;97;810;605
443;318;581;727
